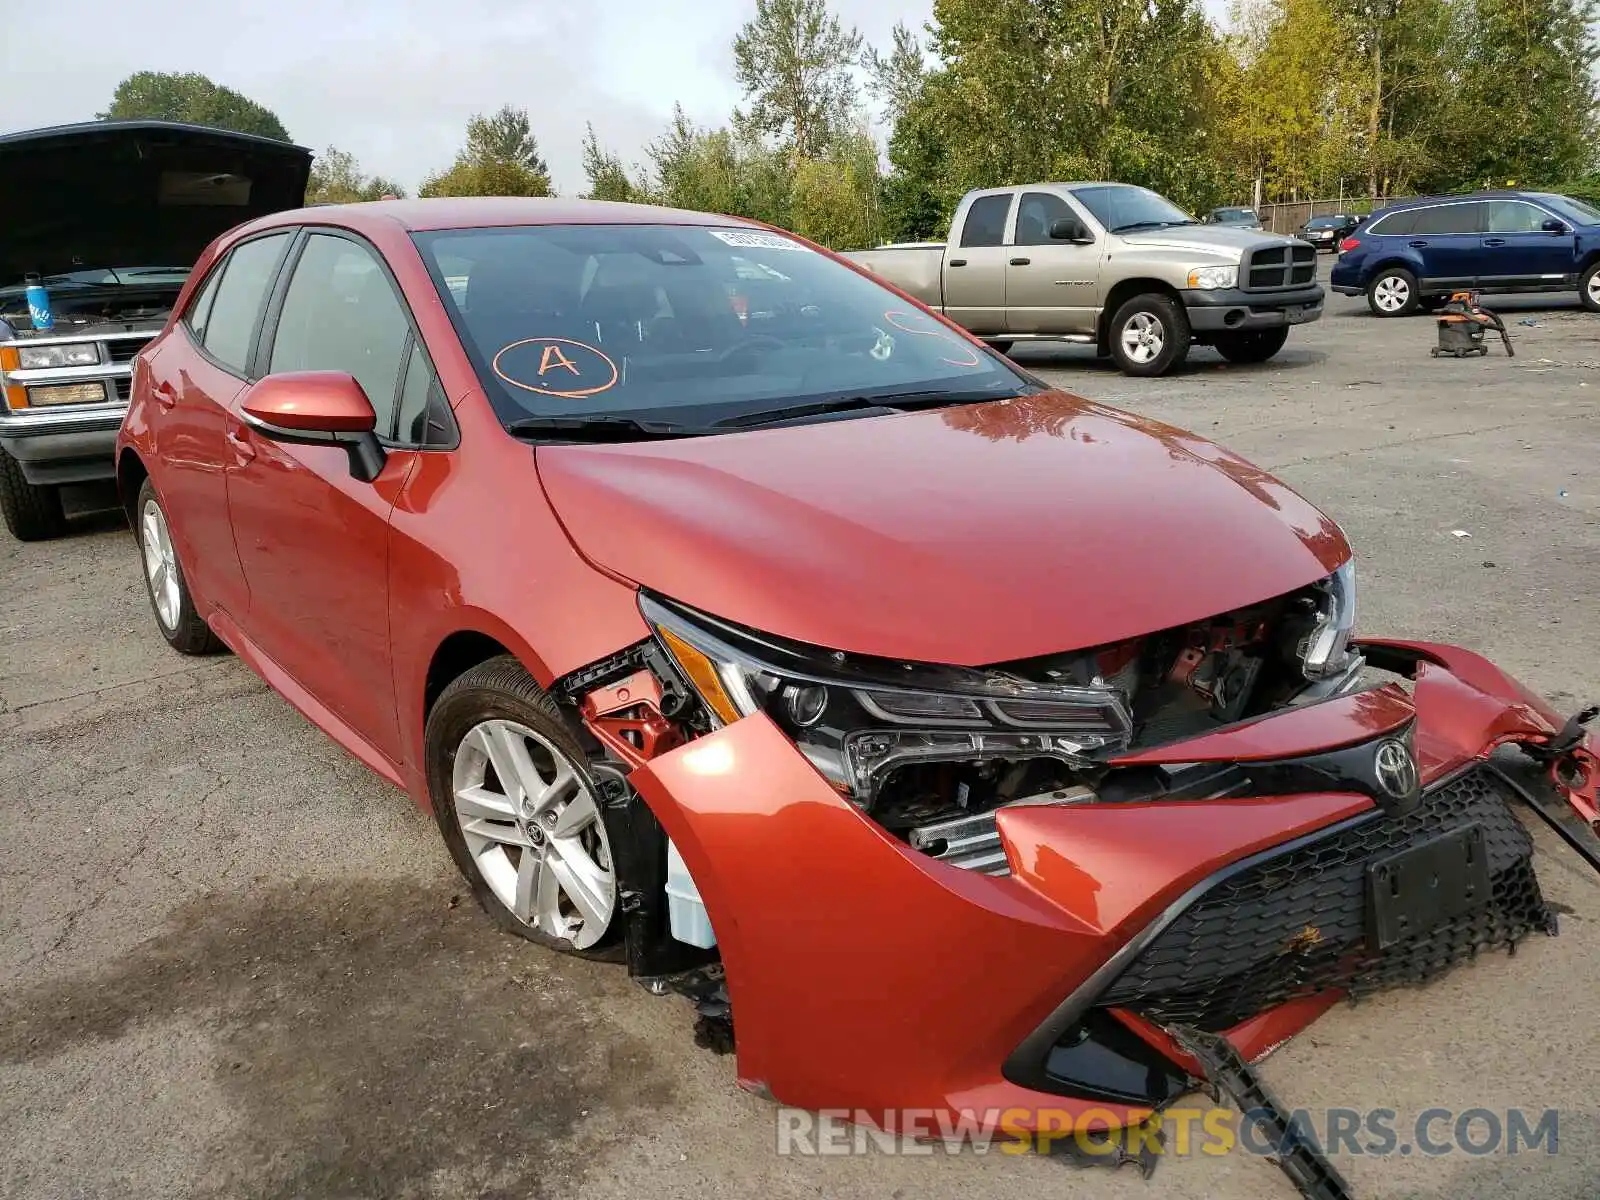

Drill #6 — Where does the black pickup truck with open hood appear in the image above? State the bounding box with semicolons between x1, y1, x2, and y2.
0;121;310;539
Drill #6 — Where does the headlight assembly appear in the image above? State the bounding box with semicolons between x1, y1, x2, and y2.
1299;559;1357;679
1186;265;1238;290
641;594;1133;805
18;342;102;370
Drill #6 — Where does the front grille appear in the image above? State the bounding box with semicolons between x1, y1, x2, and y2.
104;336;154;364
1097;767;1552;1031
114;377;132;401
1245;243;1317;290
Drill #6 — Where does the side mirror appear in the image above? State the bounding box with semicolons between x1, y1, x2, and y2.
1049;217;1093;243
240;371;387;483
1541;217;1569;234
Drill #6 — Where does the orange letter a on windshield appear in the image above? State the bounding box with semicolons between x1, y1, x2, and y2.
539;344;582;377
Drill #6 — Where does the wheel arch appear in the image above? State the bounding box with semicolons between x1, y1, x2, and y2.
116;447;149;525
1097;278;1185;352
1363;257;1422;288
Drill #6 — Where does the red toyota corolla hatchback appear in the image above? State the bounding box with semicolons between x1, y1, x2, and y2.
117;199;1596;1161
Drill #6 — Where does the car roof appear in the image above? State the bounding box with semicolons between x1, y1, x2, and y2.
237;196;767;238
1378;190;1540;215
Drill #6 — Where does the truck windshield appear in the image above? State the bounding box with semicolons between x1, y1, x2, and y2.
415;224;1030;432
1071;186;1195;233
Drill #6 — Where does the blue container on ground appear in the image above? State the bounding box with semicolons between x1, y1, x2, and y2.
24;274;53;331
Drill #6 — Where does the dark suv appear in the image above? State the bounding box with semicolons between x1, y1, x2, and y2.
1330;190;1600;316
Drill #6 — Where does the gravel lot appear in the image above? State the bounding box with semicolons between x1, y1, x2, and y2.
3;263;1598;1200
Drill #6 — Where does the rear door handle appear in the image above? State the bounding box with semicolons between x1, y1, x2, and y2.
154;380;177;409
1409;240;1429;248
1009;257;1031;266
225;428;256;462
948;258;967;267
1483;238;1507;247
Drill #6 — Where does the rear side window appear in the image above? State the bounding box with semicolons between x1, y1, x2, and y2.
1411;204;1481;235
202;233;292;373
960;195;1013;247
1368;209;1416;236
183;265;224;341
268;233;413;437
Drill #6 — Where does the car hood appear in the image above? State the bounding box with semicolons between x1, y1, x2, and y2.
1118;226;1278;256
0;121;311;286
536;391;1351;665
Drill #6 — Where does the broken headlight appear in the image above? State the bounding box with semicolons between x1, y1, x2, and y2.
641;594;1132;805
1300;559;1357;679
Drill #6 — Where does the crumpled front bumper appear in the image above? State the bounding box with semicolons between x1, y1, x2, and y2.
626;638;1595;1135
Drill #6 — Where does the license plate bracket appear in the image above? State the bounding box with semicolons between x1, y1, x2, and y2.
1367;823;1491;950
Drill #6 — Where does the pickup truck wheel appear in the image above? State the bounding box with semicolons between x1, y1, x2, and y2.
1213;326;1290;364
0;448;66;541
1109;294;1190;377
1367;267;1419;316
136;478;223;654
984;340;1013;356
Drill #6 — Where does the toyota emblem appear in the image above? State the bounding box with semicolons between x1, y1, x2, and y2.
1374;738;1419;799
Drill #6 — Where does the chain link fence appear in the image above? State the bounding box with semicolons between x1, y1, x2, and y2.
1252;197;1412;235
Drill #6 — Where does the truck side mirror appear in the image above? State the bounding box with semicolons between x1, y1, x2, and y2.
1049;217;1092;243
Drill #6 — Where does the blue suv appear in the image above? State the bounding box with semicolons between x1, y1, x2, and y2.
1330;190;1600;316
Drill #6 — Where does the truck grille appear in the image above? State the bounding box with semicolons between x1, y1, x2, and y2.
105;338;152;364
1244;244;1317;291
1096;766;1552;1032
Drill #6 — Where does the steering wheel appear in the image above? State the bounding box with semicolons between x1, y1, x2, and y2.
713;334;787;363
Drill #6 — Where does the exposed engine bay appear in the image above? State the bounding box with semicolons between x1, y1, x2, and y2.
0;282;179;339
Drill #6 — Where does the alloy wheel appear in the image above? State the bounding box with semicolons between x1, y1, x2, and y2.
1120;312;1165;364
450;719;616;949
140;498;181;630
1586;273;1600;305
1374;276;1410;313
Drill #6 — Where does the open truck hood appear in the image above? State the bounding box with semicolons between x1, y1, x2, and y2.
537;390;1351;665
0;121;312;287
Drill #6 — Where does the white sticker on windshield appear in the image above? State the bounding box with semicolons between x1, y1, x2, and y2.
708;229;811;252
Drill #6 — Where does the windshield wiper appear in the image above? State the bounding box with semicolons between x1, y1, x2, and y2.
1110;219;1195;233
505;414;703;442
711;387;1019;430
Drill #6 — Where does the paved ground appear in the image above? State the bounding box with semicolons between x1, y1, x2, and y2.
3;263;1598;1200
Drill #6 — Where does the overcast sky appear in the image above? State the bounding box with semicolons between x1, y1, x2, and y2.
1;0;1229;196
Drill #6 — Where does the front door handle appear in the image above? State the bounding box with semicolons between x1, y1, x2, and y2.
948;258;967;267
154;380;177;410
1409;240;1429;248
225;428;256;463
1483;238;1507;247
1009;257;1031;266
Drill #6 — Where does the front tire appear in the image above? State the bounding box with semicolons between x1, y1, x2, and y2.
136;479;222;654
1367;267;1419;317
1580;261;1600;313
426;656;624;961
0;449;66;541
984;340;1014;357
1213;326;1290;364
1108;293;1190;377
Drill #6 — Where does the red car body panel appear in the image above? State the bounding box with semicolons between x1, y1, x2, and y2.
115;198;1597;1140
536;391;1351;664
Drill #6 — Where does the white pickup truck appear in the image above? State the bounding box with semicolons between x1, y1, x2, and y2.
844;182;1324;377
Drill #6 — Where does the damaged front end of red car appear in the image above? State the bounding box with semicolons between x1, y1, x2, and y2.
546;581;1595;1194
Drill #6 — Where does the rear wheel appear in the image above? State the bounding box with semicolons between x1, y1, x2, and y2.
1367;267;1419;317
0;448;66;541
1212;326;1290;364
1580;261;1600;313
1107;293;1190;377
136;479;222;654
427;656;625;961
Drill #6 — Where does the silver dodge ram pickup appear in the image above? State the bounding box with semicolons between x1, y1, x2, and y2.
0;121;310;540
844;182;1324;377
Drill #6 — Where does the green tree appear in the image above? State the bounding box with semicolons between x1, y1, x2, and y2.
790;129;882;248
1447;0;1598;187
306;146;406;204
733;0;863;157
581;124;648;203
420;107;553;198
98;71;291;141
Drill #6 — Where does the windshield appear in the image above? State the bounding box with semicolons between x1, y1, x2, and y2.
1534;193;1600;226
1069;186;1194;233
414;224;1031;430
1305;217;1342;229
